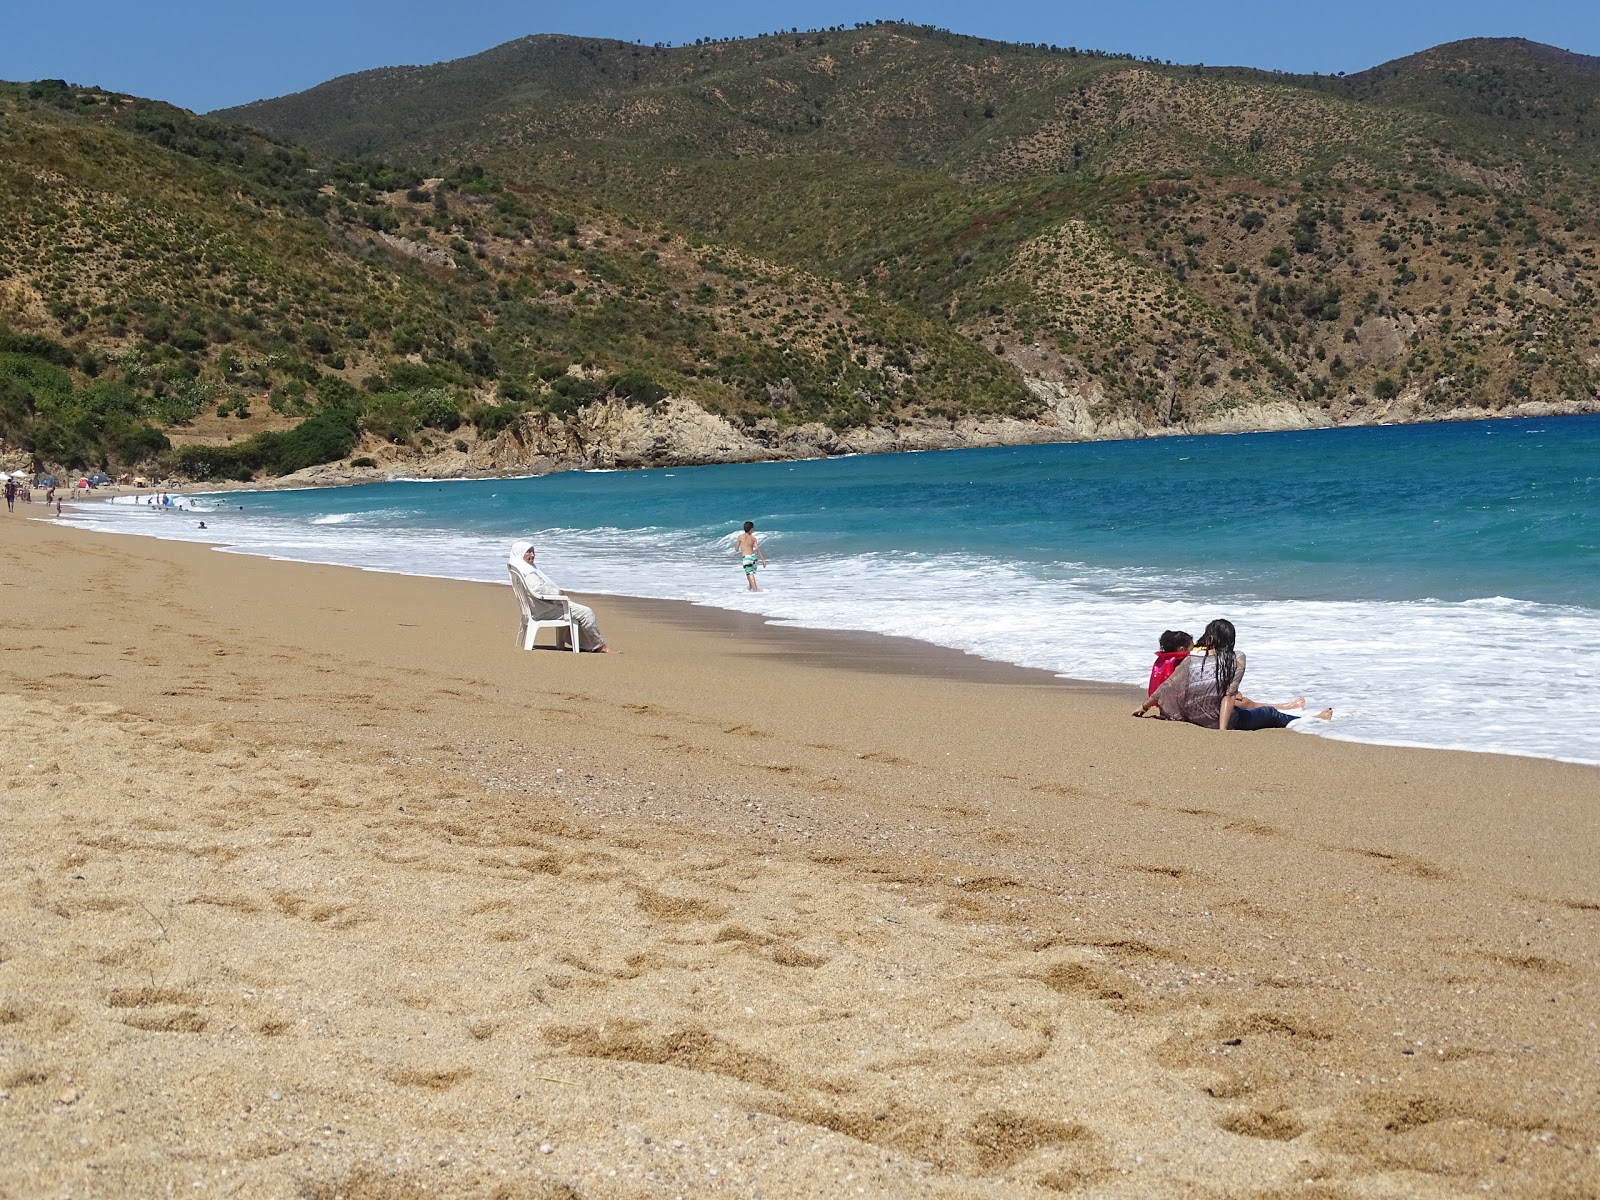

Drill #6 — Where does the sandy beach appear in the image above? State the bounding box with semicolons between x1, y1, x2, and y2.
1;513;1597;1199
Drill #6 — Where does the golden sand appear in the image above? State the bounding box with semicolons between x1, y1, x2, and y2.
1;514;1596;1198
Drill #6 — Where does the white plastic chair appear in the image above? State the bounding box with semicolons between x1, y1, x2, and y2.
508;566;580;653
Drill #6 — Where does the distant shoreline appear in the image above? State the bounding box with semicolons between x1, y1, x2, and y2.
138;401;1600;495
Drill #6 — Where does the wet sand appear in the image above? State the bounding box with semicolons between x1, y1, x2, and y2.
1;513;1597;1199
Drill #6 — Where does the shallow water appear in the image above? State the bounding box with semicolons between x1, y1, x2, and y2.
66;415;1600;765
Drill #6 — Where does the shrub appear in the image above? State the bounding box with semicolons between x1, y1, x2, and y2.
0;326;74;366
171;406;358;480
359;392;417;443
412;388;461;430
608;370;667;408
467;402;522;434
545;374;605;416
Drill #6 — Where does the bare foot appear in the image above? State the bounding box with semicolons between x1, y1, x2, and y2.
589;645;617;654
1280;696;1306;710
1313;708;1333;720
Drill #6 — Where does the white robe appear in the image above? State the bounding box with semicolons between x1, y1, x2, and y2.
508;541;605;650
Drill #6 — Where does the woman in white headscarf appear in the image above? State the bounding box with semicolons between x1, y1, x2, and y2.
508;540;612;652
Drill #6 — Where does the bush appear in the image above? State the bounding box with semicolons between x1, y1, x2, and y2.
350;456;377;468
171;406;359;480
608;370;667;408
359;392;416;443
544;374;605;416
108;420;171;462
318;373;358;406
1374;377;1399;400
0;326;74;366
412;388;461;431
467;402;523;434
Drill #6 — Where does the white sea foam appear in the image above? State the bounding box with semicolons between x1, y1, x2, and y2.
55;499;1600;766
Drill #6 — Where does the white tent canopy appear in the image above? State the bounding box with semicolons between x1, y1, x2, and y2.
8;470;29;478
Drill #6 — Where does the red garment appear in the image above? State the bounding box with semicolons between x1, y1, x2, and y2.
1148;649;1190;695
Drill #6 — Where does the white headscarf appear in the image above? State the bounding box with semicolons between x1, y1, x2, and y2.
508;539;560;599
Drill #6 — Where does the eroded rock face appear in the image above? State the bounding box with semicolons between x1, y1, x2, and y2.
377;232;458;270
473;398;771;471
268;376;1597;490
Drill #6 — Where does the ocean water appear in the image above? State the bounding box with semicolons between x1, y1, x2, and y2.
63;415;1600;765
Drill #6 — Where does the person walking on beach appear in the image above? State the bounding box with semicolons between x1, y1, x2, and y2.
735;521;767;591
3;479;15;512
508;541;613;653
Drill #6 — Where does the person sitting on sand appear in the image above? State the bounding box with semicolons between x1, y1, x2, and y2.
508;540;613;653
734;521;767;592
1133;618;1331;730
1148;630;1192;696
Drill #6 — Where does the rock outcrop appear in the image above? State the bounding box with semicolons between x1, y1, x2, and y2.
270;379;1600;490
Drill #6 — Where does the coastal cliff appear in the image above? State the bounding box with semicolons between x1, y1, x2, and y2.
275;384;1599;488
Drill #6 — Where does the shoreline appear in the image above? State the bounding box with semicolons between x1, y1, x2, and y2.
36;405;1599;497
49;499;1600;770
3;512;1598;1197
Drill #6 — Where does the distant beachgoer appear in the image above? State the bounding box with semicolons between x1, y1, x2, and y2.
735;521;767;591
55;499;62;516
1148;630;1192;696
1133;618;1331;730
508;540;612;652
197;521;207;530
45;486;54;504
3;479;14;512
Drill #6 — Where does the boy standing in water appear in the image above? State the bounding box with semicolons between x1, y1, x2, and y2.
735;521;767;591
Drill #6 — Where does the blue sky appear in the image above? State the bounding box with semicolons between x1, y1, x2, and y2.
4;0;1597;113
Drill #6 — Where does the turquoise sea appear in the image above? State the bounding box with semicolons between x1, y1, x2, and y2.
70;415;1600;765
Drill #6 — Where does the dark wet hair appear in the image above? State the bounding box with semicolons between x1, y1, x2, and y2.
1159;630;1192;653
743;521;754;532
1198;619;1239;696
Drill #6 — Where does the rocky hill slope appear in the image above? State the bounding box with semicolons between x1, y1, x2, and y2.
0;81;1049;481
221;26;1600;438
7;28;1600;484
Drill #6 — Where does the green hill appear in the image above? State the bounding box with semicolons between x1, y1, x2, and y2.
216;25;1600;433
7;26;1599;482
0;79;1032;479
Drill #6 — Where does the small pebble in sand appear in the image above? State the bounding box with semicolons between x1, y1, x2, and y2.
57;1089;78;1105
539;1142;554;1155
269;1091;282;1101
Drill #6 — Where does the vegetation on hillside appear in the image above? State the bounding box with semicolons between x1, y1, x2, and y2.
216;23;1600;433
0;79;1034;478
5;27;1599;478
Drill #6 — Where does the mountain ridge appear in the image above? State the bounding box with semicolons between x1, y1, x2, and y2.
213;25;1600;443
5;25;1600;484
